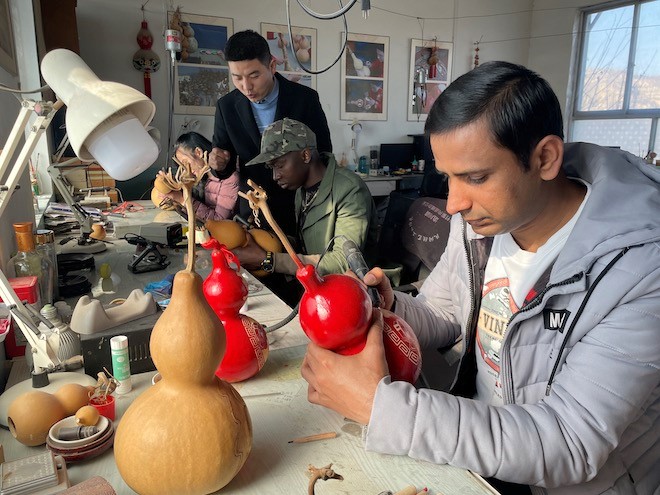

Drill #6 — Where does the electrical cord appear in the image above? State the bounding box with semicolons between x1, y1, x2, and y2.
285;0;350;75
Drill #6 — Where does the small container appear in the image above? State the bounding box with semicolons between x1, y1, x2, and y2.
358;155;368;174
89;395;116;421
35;229;58;301
418;159;425;172
110;335;132;394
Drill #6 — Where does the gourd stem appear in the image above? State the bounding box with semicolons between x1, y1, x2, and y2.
238;180;304;270
258;204;303;270
183;183;195;272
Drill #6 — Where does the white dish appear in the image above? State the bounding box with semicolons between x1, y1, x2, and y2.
48;415;109;448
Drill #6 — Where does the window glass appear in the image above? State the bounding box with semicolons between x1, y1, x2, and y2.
630;1;660;109
572;119;651;154
576;5;633;111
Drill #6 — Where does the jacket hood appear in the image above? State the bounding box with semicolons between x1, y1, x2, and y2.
551;142;660;280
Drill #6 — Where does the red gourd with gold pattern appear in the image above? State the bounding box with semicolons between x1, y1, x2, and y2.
202;239;268;382
241;180;421;383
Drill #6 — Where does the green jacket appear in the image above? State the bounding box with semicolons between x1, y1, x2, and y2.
295;153;378;275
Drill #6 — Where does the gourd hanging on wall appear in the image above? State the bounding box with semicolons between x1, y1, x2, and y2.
132;14;160;98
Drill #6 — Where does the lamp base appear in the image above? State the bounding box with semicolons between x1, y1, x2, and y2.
0;371;97;428
59;238;107;255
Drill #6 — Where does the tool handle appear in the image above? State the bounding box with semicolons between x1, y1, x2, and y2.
342;239;380;307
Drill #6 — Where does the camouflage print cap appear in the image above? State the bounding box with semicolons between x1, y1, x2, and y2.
245;118;317;166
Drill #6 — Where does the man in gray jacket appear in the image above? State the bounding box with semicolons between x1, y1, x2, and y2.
301;61;660;494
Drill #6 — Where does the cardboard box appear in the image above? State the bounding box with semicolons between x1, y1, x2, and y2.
0;276;39;358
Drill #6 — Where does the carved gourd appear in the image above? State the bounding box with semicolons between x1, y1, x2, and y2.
240;180;422;384
114;157;252;495
202;239;269;382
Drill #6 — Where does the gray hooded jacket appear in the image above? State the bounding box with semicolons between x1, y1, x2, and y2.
366;143;660;494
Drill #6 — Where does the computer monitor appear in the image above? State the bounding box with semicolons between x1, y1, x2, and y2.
379;143;416;171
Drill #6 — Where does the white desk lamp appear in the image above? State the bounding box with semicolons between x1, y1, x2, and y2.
0;49;159;426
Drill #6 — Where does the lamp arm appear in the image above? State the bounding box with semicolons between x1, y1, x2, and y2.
47;162;93;236
0;99;62;220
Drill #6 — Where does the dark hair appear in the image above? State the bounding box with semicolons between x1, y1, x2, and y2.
174;132;236;180
224;30;272;67
424;61;564;169
174;132;212;154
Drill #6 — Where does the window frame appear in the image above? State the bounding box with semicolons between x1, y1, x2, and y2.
568;0;659;153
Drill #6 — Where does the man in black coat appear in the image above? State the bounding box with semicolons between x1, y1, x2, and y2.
209;30;332;236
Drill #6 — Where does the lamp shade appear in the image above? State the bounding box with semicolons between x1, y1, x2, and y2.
40;49;158;180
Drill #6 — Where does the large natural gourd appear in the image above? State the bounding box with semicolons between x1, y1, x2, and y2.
114;158;252;495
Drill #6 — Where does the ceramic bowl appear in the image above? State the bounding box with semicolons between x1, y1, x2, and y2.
47;423;115;463
47;415;110;449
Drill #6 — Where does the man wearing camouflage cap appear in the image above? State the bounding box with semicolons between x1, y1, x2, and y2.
233;118;378;279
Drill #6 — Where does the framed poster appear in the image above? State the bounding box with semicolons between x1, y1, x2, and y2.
168;11;233;115
174;63;230;115
408;39;452;121
340;33;389;121
261;23;317;89
0;0;17;75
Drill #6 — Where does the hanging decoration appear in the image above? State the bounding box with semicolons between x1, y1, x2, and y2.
473;38;481;69
132;8;160;98
427;38;438;79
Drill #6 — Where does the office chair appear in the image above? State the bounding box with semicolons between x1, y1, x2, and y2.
377;193;450;290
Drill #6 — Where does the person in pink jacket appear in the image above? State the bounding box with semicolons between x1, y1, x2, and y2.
160;132;239;222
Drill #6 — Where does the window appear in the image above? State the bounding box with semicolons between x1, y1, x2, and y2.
569;0;660;159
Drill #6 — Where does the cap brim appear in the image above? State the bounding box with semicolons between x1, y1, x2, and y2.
245;149;285;166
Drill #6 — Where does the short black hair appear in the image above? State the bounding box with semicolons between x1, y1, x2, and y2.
175;132;212;154
425;61;564;169
224;30;272;67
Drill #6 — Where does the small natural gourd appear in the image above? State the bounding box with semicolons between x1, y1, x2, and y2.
114;157;252;495
7;383;95;446
205;219;283;277
7;391;66;446
240;180;422;383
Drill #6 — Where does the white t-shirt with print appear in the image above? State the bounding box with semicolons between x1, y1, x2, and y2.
474;180;590;405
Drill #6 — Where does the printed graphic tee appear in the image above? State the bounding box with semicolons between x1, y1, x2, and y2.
474;180;590;405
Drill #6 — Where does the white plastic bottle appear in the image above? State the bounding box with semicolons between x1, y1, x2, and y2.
110;335;132;394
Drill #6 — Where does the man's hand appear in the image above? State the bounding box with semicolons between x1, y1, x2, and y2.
363;267;395;310
231;232;267;271
209;147;231;172
301;310;389;425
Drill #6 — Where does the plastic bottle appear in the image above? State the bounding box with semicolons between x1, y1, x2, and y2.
111;335;132;394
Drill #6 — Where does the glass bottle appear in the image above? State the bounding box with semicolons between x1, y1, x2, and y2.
35;229;59;301
10;222;54;306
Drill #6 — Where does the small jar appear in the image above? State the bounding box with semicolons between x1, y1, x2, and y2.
35;229;59;301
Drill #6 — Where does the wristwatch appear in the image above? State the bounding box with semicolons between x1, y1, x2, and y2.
260;251;274;274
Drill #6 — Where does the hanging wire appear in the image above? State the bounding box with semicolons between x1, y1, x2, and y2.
294;0;358;19
286;0;350;75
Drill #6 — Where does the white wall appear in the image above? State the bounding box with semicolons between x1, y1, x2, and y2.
527;1;591;122
74;0;541;198
0;0;42;271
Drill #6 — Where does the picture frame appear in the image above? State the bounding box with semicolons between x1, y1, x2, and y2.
168;11;233;115
0;0;18;75
408;38;452;121
174;63;231;115
340;33;389;121
261;23;317;89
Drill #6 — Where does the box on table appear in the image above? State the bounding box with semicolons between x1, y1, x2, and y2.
81;310;161;379
0;276;39;358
